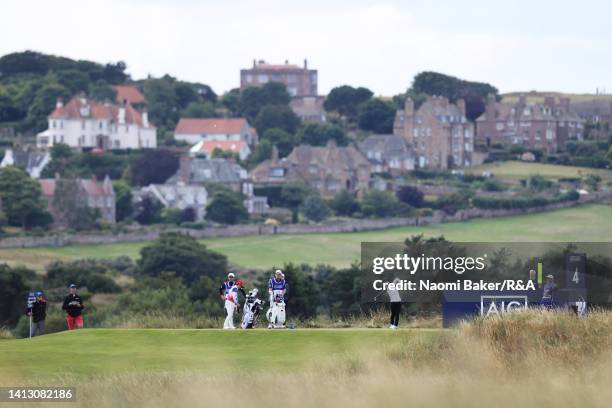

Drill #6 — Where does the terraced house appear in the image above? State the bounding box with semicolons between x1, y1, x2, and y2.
36;96;156;150
394;95;474;169
475;95;585;153
251;141;371;197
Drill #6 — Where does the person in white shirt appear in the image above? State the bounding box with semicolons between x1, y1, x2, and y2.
387;278;402;329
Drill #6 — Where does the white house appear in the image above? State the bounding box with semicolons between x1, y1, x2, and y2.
138;183;209;221
174;118;257;146
189;139;252;160
36;96;156;150
0;149;51;178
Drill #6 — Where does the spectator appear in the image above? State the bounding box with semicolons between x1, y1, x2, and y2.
62;284;84;330
388;278;402;330
27;291;47;337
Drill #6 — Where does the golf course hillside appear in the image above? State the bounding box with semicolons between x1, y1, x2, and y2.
1;204;611;270
0;328;445;381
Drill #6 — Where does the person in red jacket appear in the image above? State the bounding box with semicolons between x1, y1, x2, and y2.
62;284;84;330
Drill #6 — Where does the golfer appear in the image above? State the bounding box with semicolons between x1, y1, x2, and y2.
219;273;245;329
62;283;84;330
388;278;402;329
541;274;557;308
27;291;47;337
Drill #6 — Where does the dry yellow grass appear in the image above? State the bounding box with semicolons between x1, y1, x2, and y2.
12;309;609;408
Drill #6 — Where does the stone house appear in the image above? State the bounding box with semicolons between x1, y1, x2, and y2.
251;140;371;197
166;156;268;214
394;95;474;169
39;175;115;225
475;95;585;153
137;183;209;221
358;134;414;174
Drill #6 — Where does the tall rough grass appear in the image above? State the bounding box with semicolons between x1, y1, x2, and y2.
65;309;612;408
0;327;14;340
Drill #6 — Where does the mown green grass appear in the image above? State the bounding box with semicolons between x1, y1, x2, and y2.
467;160;612;181
1;204;611;270
0;328;444;382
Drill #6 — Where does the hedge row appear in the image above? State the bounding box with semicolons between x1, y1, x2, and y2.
473;190;580;210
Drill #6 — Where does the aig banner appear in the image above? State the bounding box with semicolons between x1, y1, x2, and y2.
360;241;610;327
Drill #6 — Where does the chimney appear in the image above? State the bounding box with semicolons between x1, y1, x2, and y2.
271;145;279;161
142;111;149;128
253;59;256;68
285;59;289;65
304;59;308;69
118;106;126;124
559;97;570;111
404;98;414;117
518;94;526;105
457;99;466;115
544;96;555;108
486;94;496;120
179;155;191;183
56;98;64;109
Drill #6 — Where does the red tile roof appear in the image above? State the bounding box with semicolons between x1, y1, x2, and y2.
39;178;113;198
48;97;154;128
196;140;248;154
114;85;145;105
175;118;248;135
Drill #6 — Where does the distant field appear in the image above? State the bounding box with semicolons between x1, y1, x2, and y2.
501;91;612;103
1;204;611;270
467;161;612;181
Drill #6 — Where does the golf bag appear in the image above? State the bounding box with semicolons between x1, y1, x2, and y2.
241;290;264;329
267;293;286;329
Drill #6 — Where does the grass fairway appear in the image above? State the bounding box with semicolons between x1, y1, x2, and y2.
467;160;612;181
0;328;444;383
0;204;610;270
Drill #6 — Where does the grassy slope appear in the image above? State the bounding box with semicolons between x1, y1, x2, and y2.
467;161;612;181
1;204;611;270
0;329;443;382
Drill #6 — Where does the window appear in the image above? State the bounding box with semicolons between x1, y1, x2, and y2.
114;140;120;148
82;121;86;130
270;167;285;177
309;164;318;174
258;74;268;83
496;122;504;130
52;120;56;129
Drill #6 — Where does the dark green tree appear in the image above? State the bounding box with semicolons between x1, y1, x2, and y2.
297;123;347;146
113;180;133;222
138;233;228;284
324;85;373;121
205;190;248;225
131;149;180;186
357;99;396;133
261;127;296;157
330;190;359;216
0;166;50;229
300;194;330;222
254;105;300;135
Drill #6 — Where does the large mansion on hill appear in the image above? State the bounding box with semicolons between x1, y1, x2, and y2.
36;96;156;150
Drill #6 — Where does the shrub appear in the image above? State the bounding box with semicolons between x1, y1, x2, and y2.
300;194;330;222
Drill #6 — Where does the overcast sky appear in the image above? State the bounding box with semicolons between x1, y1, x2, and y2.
2;0;610;96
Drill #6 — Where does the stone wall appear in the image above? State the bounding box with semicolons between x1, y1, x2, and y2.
0;191;609;250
